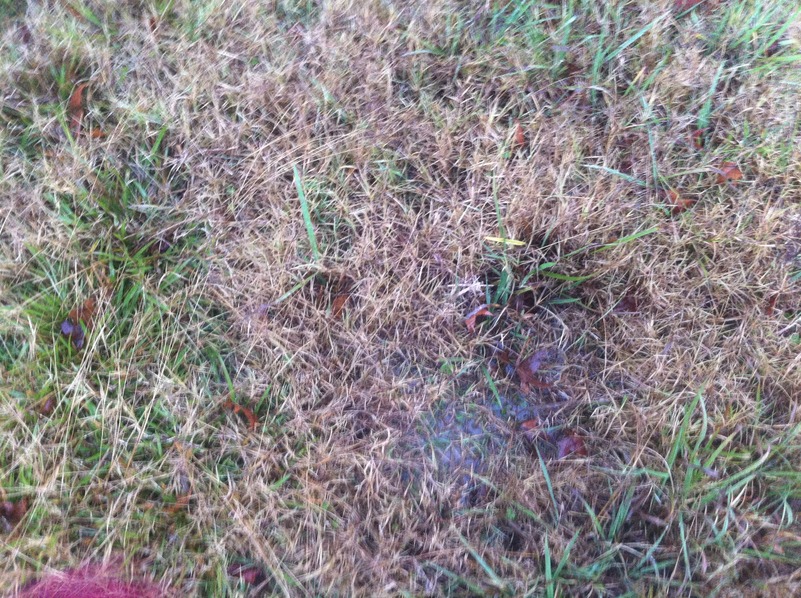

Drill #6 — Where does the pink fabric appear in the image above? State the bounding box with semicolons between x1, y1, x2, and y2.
19;566;164;598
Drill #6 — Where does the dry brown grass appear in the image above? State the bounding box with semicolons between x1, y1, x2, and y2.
2;0;801;595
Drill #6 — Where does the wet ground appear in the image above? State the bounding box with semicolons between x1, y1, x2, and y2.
402;352;575;510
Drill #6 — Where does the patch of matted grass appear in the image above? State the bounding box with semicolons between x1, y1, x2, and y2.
2;0;801;595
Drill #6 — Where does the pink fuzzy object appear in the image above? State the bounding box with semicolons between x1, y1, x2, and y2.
18;565;164;598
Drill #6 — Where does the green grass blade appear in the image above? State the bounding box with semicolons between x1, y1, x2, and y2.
293;166;321;261
458;532;506;590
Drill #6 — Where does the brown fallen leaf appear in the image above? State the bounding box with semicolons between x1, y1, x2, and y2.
331;293;349;319
164;493;190;515
765;294;778;316
556;431;588;459
513;121;525;148
614;293;640;313
765;41;783;57
68;82;89;133
691;129;706;150
88;127;106;139
63;2;84;19
60;297;97;350
38;395;57;416
516;349;553;393
716;161;743;185
464;304;493;333
667;189;696;215
223;399;258;431
520;419;541;441
69;297;96;330
17;23;33;44
227;563;266;586
0;497;28;525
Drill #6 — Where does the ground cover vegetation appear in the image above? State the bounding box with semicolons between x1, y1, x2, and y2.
1;0;801;595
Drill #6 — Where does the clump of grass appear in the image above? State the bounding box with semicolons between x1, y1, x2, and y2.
2;0;801;595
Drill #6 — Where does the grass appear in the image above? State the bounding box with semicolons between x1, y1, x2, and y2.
1;0;801;595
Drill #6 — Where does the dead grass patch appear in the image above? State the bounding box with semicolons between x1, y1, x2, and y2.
2;0;801;595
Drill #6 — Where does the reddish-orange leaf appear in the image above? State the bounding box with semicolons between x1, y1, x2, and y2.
716;162;743;185
69;297;96;329
464;304;493;333
223;399;258;431
68;82;88;133
164;493;190;514
557;431;588;459
331;294;349;319
495;348;512;365
691;129;706;150
63;2;83;19
520;419;540;431
765;294;778;316
227;564;266;586
62;297;97;349
88;127;106;139
667;189;696;215
765;41;782;57
513;121;525;148
516;350;553;393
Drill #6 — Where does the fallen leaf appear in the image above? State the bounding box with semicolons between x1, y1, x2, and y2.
513;121;525;148
331;294;349;319
60;297;96;350
516;349;553;393
69;297;96;330
765;41;783;57
614;293;639;313
716;162;743;185
63;2;84;19
495;347;513;366
691;129;706;150
38;395;57;416
88;127;106;139
227;563;266;586
164;493;190;515
223;399;258;431
0;498;28;524
520;419;541;440
556;431;588;459
17;23;33;44
765;294;778;316
511;289;537;313
68;82;89;133
464;304;493;333
149;237;172;256
667;189;696;215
